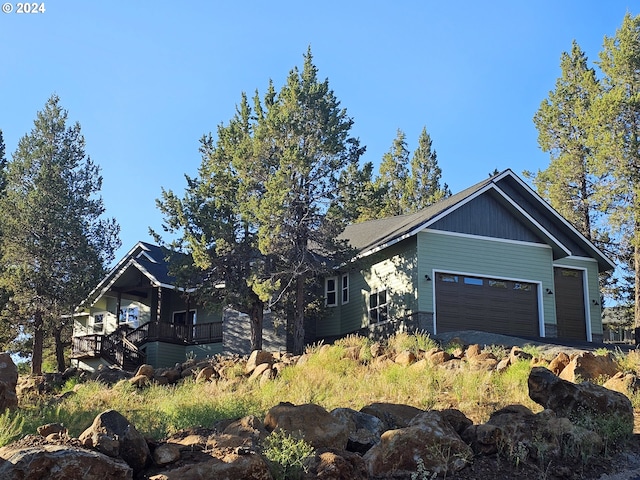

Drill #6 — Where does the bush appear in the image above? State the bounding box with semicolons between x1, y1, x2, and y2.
262;429;315;480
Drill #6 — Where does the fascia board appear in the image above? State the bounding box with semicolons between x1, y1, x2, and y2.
507;172;616;271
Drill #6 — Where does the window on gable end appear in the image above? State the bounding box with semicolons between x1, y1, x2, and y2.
325;277;337;307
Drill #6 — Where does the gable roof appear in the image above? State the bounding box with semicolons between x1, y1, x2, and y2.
80;241;184;308
341;169;615;272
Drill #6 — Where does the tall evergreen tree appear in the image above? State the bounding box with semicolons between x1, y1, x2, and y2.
157;50;362;354
249;49;362;353
528;41;603;243
0;95;120;373
590;13;640;329
331;160;383;224
155;93;268;350
408;126;451;209
376;129;411;217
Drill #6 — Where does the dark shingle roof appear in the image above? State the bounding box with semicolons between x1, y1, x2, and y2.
341;174;495;255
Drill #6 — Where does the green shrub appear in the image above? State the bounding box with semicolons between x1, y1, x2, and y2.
0;409;24;447
262;429;315;480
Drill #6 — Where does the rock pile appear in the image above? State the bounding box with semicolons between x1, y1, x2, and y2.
0;341;636;479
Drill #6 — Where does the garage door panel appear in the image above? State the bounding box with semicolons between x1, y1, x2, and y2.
435;273;539;337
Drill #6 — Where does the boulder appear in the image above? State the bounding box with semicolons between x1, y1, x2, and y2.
604;372;639;396
249;363;271;381
134;364;154;378
426;349;452;366
0;353;18;410
369;342;385;358
558;351;619;382
548;352;570;375
161;368;182;384
148;453;271;480
129;374;150;388
264;402;349;450
0;445;132;479
439;408;473;436
363;410;472;477
509;346;533;364
36;423;67;438
529;367;634;436
79;409;151;473
195;366;216;383
394;350;416;366
222;415;268;443
467;352;499;371
312;449;368;480
359;402;423;430
246;350;274;375
484;404;603;464
330;408;385;454
153;443;181;466
465;344;482;358
91;366;132;385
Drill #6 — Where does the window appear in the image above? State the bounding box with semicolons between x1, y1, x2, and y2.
325;277;337;306
119;306;139;328
92;313;105;334
488;280;507;289
439;274;459;283
464;277;483;286
341;274;349;304
173;310;196;325
369;289;388;323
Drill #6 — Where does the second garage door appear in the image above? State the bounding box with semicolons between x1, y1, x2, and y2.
435;273;539;337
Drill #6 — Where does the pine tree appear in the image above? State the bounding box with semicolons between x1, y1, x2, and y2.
155;93;268;350
408;126;451;209
590;13;640;330
331;160;383;224
250;49;362;353
377;129;411;217
528;41;602;243
0;95;120;373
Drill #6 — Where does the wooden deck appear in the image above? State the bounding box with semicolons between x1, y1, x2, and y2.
71;321;223;361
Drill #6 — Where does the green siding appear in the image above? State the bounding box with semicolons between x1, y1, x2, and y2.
417;231;556;333
317;238;418;338
553;257;602;336
186;342;224;360
143;342;185;368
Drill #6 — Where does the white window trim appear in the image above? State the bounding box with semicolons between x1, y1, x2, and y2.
368;288;388;324
341;273;349;305
325;276;338;307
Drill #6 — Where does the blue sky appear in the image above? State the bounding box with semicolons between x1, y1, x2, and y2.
0;1;636;265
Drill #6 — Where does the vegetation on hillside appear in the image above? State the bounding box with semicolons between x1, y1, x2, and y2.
7;332;638;448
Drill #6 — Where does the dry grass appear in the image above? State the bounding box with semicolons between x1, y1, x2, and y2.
15;333;625;442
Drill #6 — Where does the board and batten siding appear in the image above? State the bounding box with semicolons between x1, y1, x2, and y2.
553;257;602;337
417;230;556;334
316;238;419;339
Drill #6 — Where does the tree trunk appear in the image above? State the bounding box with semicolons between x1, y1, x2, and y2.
31;310;44;375
293;274;306;355
249;299;264;351
53;325;66;372
635;241;640;327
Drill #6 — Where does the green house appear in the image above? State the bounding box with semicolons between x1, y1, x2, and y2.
318;170;615;344
71;242;225;371
71;242;286;371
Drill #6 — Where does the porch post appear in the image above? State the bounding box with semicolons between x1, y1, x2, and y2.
116;292;122;327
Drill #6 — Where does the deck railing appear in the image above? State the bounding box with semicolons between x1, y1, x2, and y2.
72;321;223;359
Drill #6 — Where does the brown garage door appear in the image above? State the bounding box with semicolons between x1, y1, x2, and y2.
554;267;586;341
435;273;539;337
